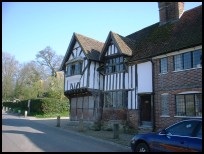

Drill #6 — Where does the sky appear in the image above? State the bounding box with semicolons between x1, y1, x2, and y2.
2;2;202;63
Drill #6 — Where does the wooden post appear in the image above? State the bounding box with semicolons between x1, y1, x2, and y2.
113;123;119;139
78;119;84;132
56;116;60;127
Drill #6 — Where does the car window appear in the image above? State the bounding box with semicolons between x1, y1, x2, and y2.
195;125;202;138
166;121;199;137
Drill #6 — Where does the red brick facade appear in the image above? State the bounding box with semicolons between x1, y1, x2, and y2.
153;53;202;131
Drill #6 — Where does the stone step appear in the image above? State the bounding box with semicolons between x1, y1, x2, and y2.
138;126;153;134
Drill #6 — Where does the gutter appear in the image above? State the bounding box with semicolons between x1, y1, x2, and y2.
150;58;156;132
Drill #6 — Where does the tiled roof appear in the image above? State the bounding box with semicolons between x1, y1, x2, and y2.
100;31;135;60
126;5;202;62
111;32;133;56
75;33;104;61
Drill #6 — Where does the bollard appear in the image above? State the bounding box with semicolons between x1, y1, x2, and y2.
113;123;119;139
78;119;84;132
24;110;28;118
6;107;8;112
56;116;60;127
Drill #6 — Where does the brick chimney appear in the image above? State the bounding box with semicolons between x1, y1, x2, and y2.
158;2;184;26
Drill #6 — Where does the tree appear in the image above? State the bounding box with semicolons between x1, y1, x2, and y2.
14;61;42;100
2;52;19;101
44;73;65;100
36;46;63;77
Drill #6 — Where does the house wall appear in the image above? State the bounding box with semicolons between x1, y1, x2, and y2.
103;44;138;110
153;46;202;131
65;41;102;91
137;61;153;93
102;43;139;127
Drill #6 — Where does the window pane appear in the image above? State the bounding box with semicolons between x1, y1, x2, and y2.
185;95;194;116
115;57;120;64
115;64;119;72
71;64;75;75
193;49;202;68
195;94;202;116
183;52;191;69
174;54;183;71
120;57;123;63
67;65;71;76
176;95;185;116
123;91;128;108
118;91;122;108
160;58;168;73
112;92;117;108
74;63;79;75
120;64;124;71
161;94;169;115
104;92;112;108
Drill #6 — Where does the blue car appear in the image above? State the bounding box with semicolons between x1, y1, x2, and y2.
130;119;202;152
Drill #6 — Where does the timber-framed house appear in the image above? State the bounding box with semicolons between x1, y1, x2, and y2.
60;2;202;131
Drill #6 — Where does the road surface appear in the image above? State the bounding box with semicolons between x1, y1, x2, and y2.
2;111;130;152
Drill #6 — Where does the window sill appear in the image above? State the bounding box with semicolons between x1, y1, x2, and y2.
160;115;170;117
174;116;202;118
173;67;202;73
159;72;168;75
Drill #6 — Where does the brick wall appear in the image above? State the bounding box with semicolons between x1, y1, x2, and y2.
127;109;139;129
153;55;202;130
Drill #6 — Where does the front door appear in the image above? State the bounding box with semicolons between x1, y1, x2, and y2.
140;95;151;121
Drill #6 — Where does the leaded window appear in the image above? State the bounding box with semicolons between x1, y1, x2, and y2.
161;94;169;116
66;61;82;77
160;57;168;73
176;93;202;117
174;49;202;71
105;56;126;74
104;91;128;108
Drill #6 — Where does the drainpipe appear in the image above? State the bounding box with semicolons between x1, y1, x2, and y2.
151;59;156;132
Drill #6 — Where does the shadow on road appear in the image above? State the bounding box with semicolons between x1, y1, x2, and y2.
2;111;131;152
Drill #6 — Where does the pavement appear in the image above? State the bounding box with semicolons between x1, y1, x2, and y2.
2;110;133;151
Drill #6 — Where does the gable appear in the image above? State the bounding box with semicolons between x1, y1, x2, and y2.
68;41;85;62
100;31;132;61
60;33;104;71
104;41;120;57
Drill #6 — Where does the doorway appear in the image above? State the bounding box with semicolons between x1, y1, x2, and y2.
140;95;151;122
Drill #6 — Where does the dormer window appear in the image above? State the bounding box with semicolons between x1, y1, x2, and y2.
66;61;82;77
105;56;126;74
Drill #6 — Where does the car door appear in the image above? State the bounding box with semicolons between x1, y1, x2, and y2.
151;120;200;152
151;133;189;152
186;122;202;152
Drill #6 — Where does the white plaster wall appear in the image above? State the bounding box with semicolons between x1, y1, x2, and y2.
137;61;152;93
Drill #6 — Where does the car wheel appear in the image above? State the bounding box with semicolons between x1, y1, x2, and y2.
135;142;149;152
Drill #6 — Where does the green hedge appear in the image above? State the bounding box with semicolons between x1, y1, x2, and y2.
3;98;69;115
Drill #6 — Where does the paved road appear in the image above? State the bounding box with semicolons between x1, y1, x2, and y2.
2;111;131;152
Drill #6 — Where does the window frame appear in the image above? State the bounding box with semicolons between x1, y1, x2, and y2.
66;61;82;77
104;90;128;109
161;94;169;116
174;49;202;71
160;57;168;73
175;93;202;117
104;56;127;74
